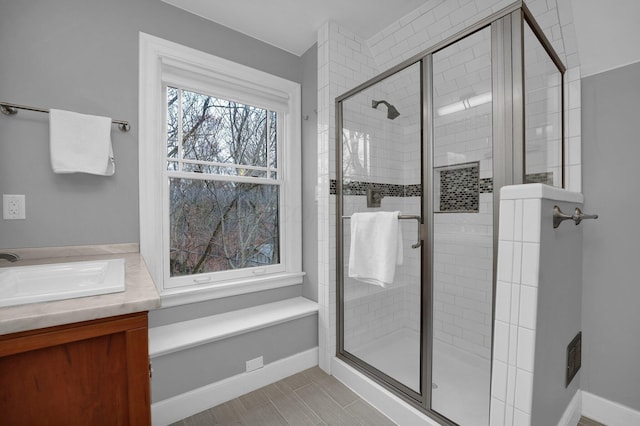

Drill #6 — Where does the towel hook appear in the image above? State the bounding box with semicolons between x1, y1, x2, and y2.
572;207;598;225
553;206;599;228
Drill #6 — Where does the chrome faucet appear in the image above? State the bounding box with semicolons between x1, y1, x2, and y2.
0;252;20;262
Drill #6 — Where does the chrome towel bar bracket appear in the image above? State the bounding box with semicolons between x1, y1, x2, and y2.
553;206;598;229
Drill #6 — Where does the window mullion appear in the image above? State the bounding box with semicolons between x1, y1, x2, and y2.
166;170;282;185
177;89;184;171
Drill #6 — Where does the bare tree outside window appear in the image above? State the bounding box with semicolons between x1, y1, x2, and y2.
167;87;280;277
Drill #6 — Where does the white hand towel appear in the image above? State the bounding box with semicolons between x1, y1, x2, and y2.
348;211;403;287
49;109;115;175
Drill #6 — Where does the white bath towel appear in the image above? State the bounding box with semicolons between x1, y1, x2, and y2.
348;211;403;287
49;109;115;175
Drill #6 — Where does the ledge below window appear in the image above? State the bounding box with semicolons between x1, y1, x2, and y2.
157;272;305;308
148;296;318;358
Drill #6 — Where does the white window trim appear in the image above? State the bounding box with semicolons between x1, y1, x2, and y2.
139;33;303;307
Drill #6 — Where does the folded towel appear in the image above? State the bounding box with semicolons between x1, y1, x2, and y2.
348;211;403;287
49;109;115;175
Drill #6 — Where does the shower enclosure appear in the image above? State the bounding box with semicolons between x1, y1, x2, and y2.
336;4;565;425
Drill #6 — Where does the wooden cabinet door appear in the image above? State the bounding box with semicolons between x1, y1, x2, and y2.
0;313;150;425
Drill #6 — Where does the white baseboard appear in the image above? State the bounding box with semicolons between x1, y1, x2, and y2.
582;391;640;426
151;347;318;426
558;389;582;426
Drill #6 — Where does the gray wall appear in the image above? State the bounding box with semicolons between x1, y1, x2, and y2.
151;315;318;402
531;199;582;425
0;0;301;249
149;286;302;328
581;61;640;412
1;0;320;405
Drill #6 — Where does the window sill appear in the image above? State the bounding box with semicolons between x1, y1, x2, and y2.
148;296;318;358
157;272;305;308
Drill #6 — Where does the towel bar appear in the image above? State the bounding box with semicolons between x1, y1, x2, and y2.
342;214;422;248
0;101;130;132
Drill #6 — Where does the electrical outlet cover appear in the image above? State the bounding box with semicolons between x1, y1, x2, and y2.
246;356;263;372
3;194;26;220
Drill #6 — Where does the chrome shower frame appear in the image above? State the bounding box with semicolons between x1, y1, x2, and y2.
335;1;566;423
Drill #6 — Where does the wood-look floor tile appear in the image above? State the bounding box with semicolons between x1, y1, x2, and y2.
210;399;245;424
304;366;331;383
316;373;359;408
305;367;359;407
280;369;312;391
181;409;218;426
261;383;322;425
295;382;363;426
240;388;272;409
175;368;394;426
578;416;607;426
239;400;288;426
344;399;396;426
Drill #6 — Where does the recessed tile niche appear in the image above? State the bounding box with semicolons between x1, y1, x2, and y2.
435;162;480;213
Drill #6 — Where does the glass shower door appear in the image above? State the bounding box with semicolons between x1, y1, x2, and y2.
339;62;423;395
430;26;493;426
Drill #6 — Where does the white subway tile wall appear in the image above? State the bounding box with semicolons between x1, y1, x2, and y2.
318;21;379;371
317;0;582;396
431;25;494;360
523;21;563;187
342;196;422;352
490;192;542;426
339;59;422;377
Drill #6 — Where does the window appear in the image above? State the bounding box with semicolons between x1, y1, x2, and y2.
139;33;302;305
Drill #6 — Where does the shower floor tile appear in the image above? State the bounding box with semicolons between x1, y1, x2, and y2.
349;328;491;426
349;329;421;392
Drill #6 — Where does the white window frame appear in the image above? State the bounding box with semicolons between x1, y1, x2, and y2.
139;33;303;306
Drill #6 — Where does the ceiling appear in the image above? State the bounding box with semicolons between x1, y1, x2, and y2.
570;0;640;77
161;0;429;56
163;0;640;76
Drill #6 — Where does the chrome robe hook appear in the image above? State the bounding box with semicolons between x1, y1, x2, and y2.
553;206;599;228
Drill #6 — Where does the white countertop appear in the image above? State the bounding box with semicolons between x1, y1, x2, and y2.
0;244;160;335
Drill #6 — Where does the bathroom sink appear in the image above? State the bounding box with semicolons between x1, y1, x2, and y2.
0;258;125;308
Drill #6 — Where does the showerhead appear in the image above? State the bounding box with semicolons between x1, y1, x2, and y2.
372;99;400;120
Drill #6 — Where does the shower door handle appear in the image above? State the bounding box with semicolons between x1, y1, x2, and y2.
398;214;422;249
411;221;422;249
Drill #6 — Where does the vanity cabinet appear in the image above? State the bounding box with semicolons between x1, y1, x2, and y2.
0;312;151;425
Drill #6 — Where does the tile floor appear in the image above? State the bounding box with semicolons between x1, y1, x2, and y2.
170;366;606;426
169;366;395;425
578;416;606;426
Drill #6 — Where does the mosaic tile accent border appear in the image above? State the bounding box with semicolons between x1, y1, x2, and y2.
330;172;552;202
480;177;493;193
525;172;554;185
330;179;416;197
330;178;493;198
